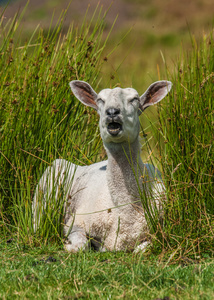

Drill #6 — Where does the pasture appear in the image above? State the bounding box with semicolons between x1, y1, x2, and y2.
0;4;213;299
1;242;214;299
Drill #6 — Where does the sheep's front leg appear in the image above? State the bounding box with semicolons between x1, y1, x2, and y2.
64;226;89;252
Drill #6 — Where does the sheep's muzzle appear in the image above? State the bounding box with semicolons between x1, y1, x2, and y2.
107;122;122;136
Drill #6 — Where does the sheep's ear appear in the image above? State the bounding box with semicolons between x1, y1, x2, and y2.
69;80;98;110
139;81;172;114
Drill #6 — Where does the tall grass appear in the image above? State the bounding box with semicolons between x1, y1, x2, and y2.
157;32;214;258
0;6;113;243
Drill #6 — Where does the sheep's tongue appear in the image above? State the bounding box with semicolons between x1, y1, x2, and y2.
107;122;122;136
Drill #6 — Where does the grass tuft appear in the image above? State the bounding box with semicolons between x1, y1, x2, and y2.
156;32;214;259
0;5;112;244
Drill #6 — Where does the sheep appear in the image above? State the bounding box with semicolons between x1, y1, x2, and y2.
33;80;172;252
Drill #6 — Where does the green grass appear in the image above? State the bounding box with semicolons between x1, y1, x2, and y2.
1;242;214;299
0;5;112;243
155;33;214;257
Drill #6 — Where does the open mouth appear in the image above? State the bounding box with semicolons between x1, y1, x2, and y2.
107;122;122;136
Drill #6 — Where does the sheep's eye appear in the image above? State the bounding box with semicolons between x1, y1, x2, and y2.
97;98;105;104
130;97;139;103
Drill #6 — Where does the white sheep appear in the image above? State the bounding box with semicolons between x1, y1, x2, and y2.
33;80;172;252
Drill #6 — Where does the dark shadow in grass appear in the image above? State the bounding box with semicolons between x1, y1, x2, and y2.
154;297;171;300
32;256;57;266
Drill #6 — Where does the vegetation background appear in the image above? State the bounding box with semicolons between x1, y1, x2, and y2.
0;0;213;299
3;0;214;89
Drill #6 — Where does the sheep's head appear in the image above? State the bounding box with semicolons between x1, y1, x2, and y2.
70;80;172;144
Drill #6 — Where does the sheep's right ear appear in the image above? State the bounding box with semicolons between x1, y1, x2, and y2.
69;80;98;110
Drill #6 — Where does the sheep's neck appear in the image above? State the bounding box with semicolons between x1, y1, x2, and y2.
105;139;144;206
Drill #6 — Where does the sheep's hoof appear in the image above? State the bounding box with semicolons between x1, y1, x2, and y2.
64;242;88;253
64;243;79;253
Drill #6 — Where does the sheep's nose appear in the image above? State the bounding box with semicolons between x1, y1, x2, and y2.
106;107;120;117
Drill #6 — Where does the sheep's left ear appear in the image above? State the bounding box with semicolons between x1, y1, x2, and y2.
139;81;172;114
69;80;98;110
